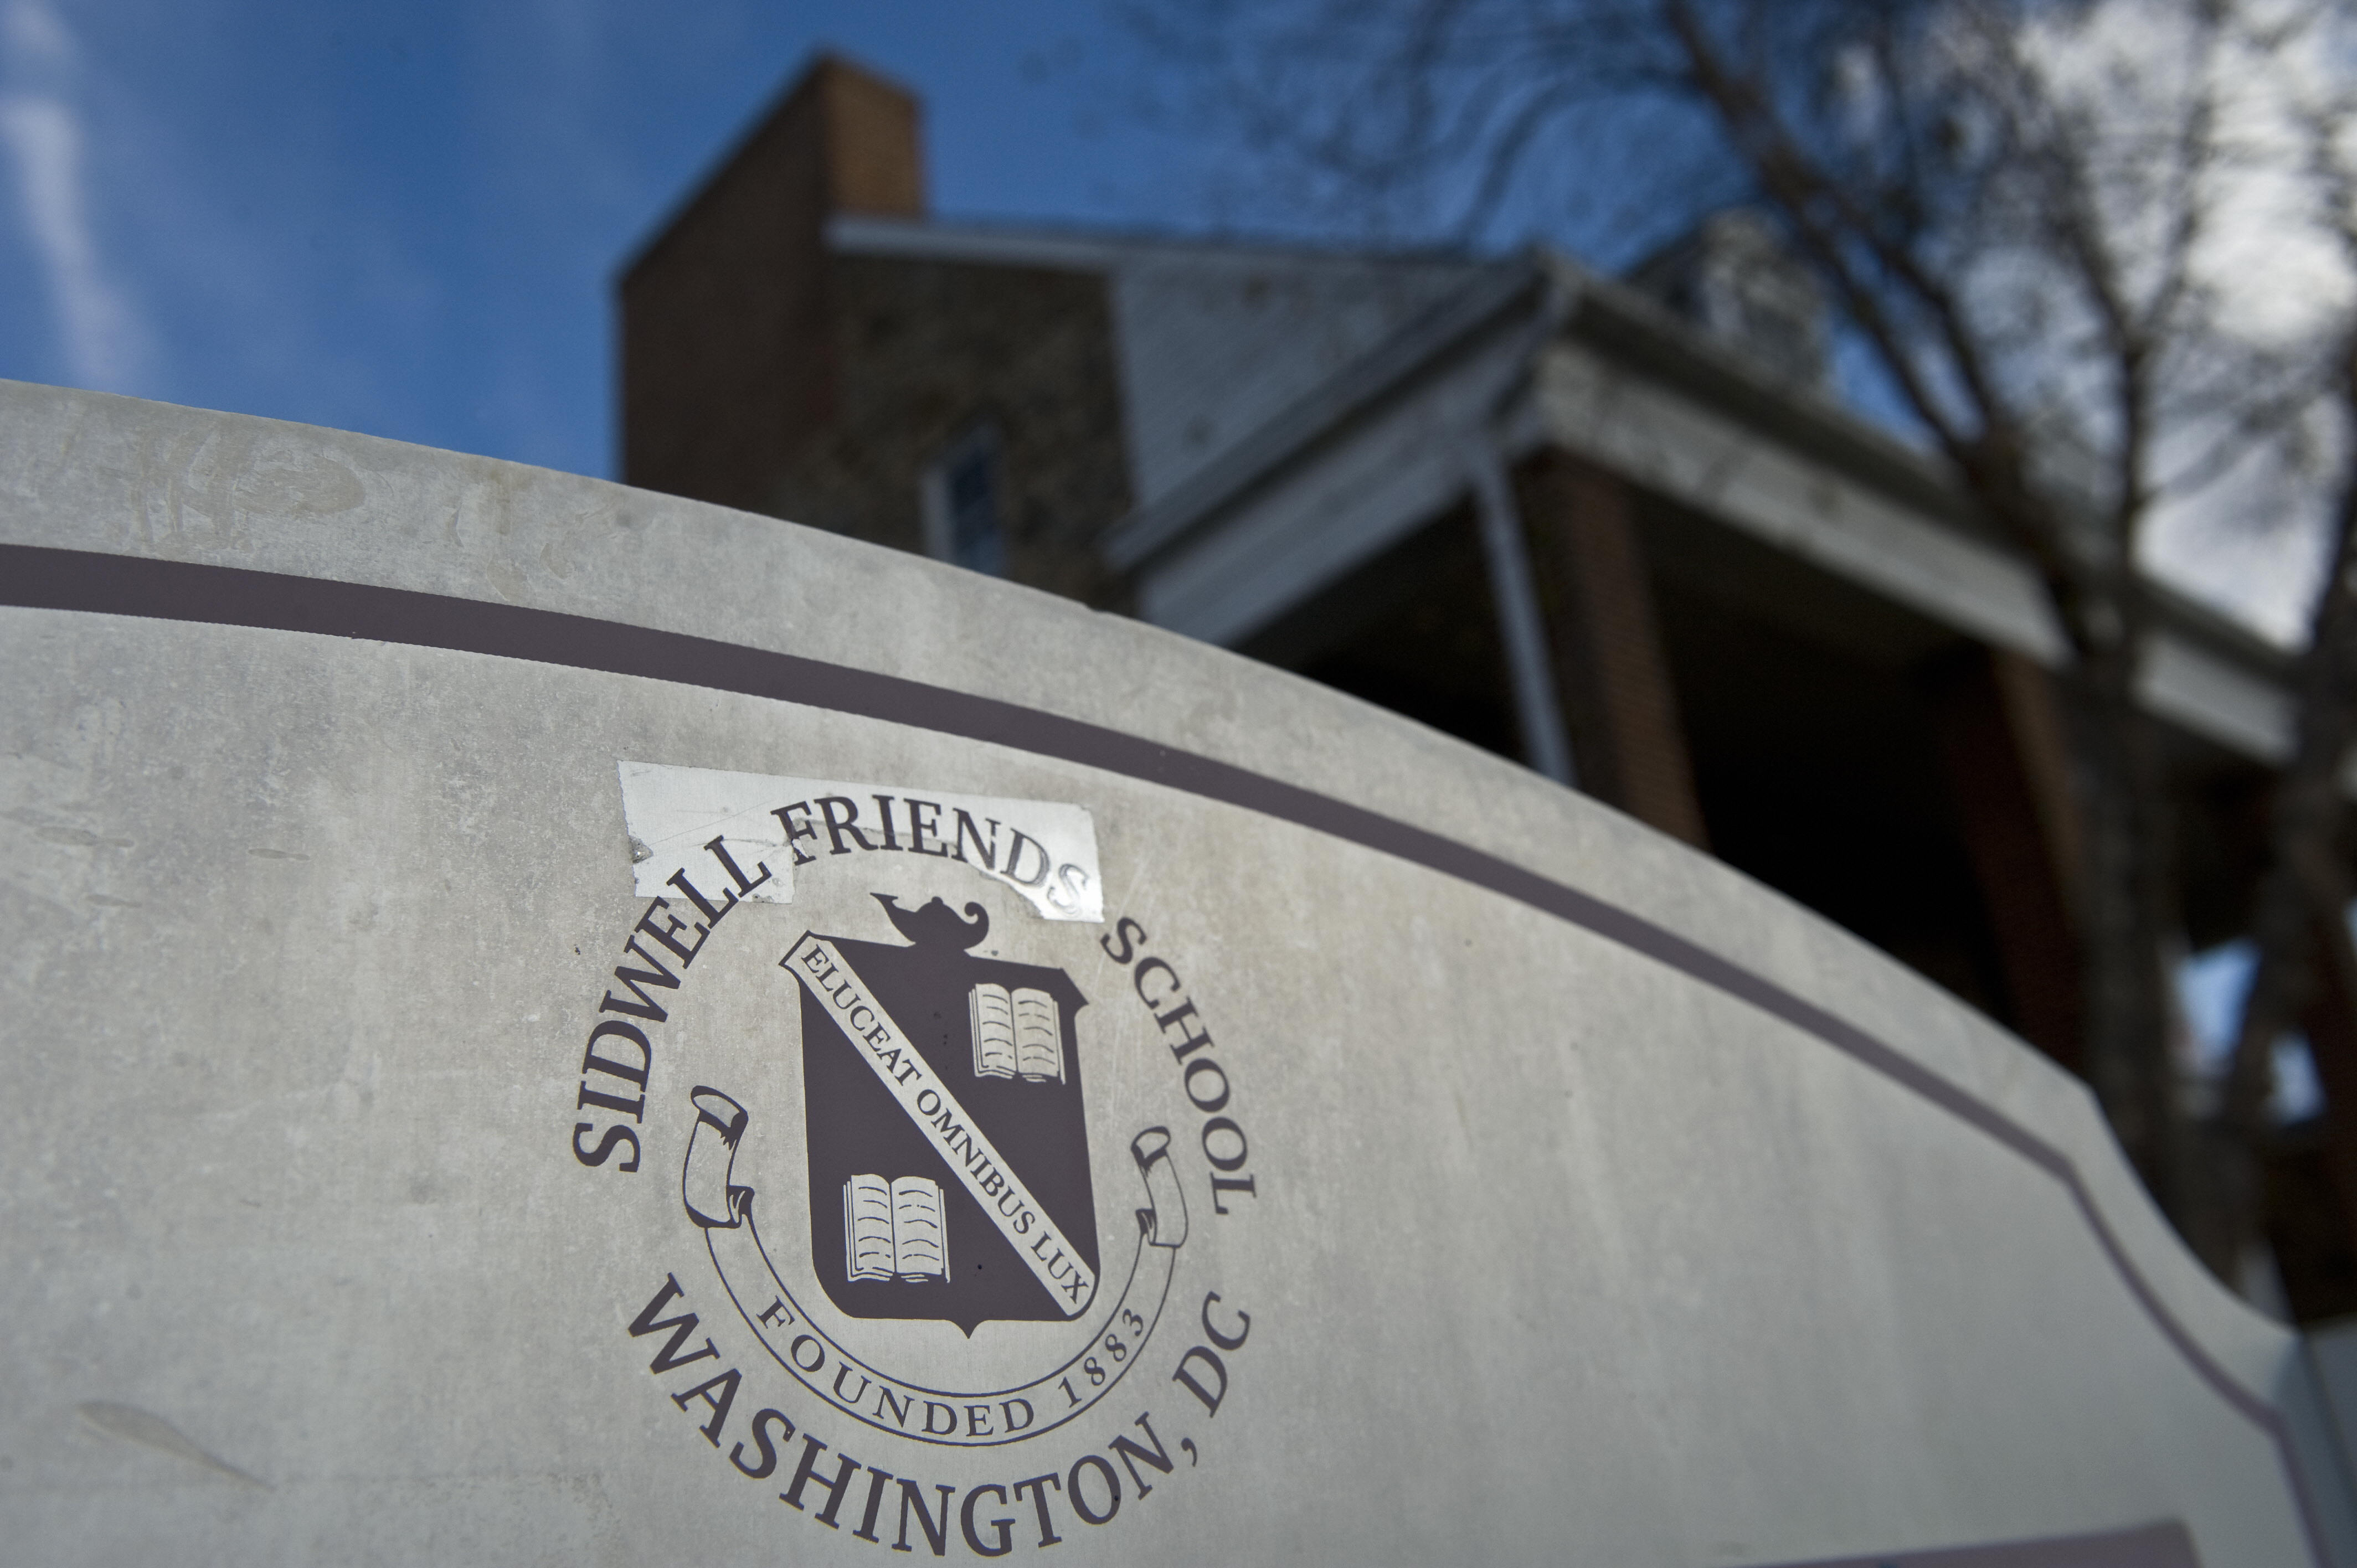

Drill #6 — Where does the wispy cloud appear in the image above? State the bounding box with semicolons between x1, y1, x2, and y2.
0;0;150;390
2008;0;2357;643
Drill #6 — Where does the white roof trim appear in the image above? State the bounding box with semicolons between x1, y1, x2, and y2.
827;213;1486;276
1103;258;1547;571
827;214;1130;271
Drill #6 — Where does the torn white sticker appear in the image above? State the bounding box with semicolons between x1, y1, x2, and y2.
616;760;1103;923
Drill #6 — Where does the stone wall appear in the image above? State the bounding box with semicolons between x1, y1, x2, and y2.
767;252;1135;611
617;56;1133;611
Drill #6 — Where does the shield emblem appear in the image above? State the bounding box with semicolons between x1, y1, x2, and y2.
795;895;1098;1334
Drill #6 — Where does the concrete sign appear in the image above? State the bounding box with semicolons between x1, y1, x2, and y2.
1;379;2353;1566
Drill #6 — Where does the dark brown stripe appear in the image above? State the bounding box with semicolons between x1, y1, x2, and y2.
0;541;2326;1561
1747;1519;2198;1567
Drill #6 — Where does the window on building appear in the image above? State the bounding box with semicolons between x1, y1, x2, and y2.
923;429;1007;577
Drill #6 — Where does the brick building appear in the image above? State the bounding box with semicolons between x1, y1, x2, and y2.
619;56;2349;1316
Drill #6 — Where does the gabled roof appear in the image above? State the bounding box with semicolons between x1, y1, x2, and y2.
834;211;2296;763
831;214;1488;512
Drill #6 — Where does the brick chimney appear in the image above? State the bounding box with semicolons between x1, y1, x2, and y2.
619;54;925;510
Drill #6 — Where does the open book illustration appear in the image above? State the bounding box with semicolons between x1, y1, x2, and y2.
969;982;1064;1082
843;1174;948;1283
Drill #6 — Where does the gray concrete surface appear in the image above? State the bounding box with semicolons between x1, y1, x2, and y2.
0;378;2346;1565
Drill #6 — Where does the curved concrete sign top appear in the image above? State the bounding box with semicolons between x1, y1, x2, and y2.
0;379;2349;1566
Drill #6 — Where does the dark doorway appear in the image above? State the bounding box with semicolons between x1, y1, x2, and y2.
1239;506;1524;764
1639;497;2016;1023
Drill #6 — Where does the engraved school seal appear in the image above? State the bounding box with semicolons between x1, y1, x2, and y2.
570;764;1261;1550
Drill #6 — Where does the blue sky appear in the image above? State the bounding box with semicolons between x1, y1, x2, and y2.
0;0;1214;481
4;0;2334;1093
0;0;2327;639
